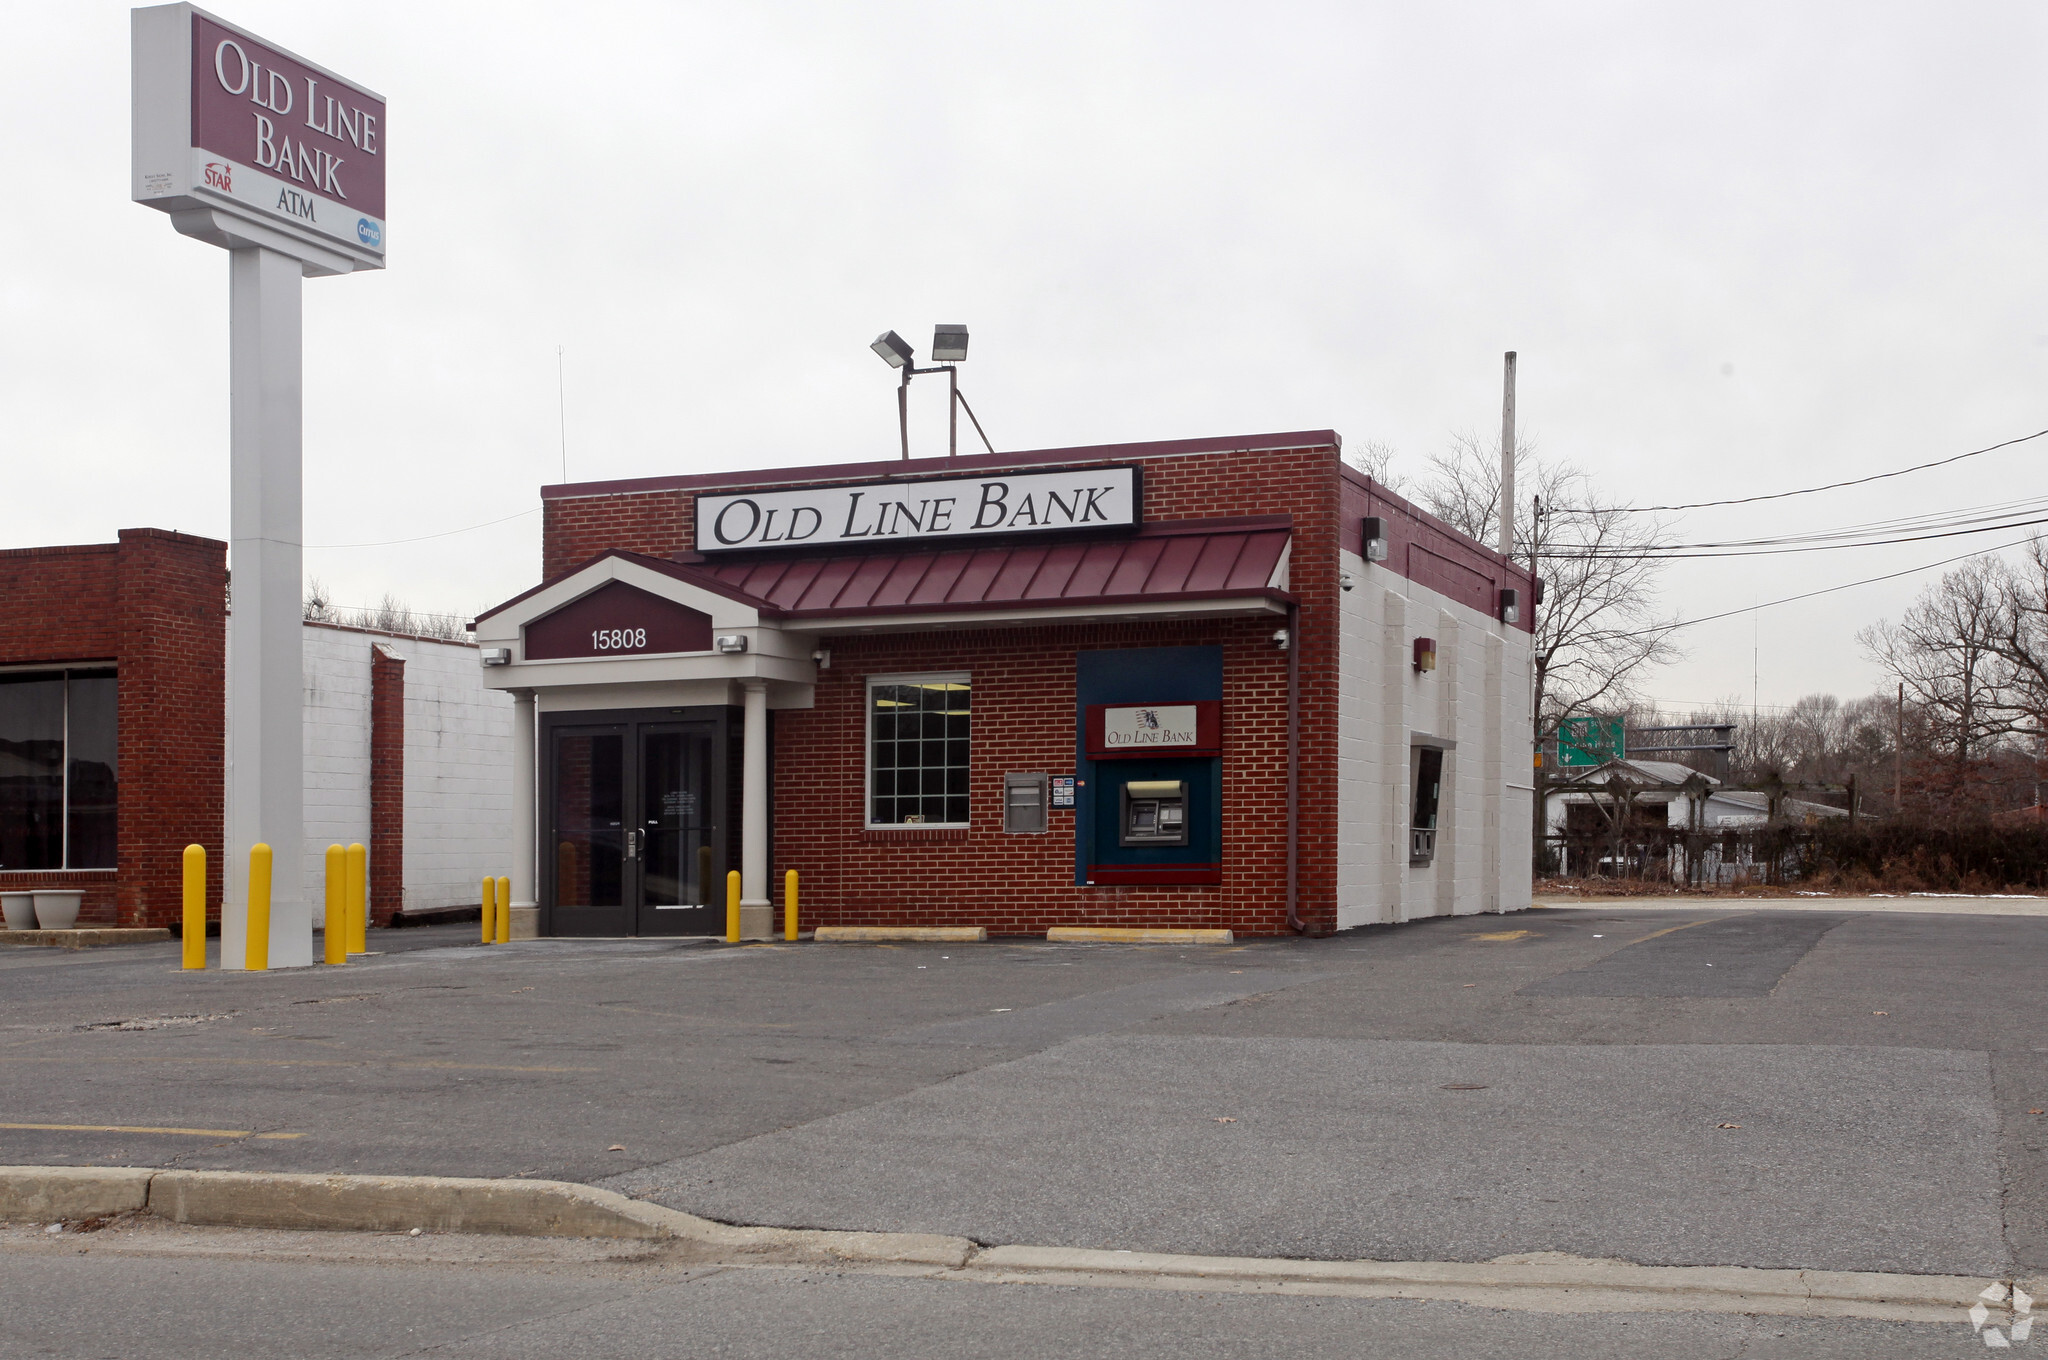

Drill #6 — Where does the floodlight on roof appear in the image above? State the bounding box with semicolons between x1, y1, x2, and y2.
870;330;913;368
931;324;969;363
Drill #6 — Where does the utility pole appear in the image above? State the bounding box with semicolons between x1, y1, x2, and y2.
1498;351;1517;558
1894;681;1905;813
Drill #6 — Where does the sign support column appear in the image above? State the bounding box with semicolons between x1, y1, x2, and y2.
135;5;387;967
222;244;308;968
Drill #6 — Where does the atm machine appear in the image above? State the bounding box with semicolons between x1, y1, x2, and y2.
1082;701;1221;885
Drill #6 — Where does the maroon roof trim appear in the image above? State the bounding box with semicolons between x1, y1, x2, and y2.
540;432;1340;501
476;521;1295;628
1338;464;1538;634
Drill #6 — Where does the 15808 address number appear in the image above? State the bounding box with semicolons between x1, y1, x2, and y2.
591;628;647;651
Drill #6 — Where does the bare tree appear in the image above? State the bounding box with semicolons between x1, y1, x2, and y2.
1419;432;1681;749
1343;438;1405;493
1858;558;2011;769
304;578;467;641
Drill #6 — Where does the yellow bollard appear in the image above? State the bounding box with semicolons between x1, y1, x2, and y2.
726;870;740;943
245;843;272;972
346;843;367;953
181;844;207;971
496;876;511;944
784;869;798;942
481;876;497;944
324;845;347;965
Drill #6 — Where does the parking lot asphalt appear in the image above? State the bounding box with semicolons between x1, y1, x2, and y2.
2;907;2043;1275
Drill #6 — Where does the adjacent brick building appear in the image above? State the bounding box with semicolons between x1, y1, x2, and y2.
1;533;513;931
478;431;1537;938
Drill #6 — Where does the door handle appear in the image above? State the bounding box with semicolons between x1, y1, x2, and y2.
626;830;639;860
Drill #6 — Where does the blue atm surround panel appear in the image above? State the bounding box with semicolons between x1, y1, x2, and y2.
1075;646;1223;885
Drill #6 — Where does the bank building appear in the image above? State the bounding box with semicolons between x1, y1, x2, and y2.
471;429;1535;939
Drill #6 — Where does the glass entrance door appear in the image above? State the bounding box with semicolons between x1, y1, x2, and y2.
548;713;726;937
636;725;717;936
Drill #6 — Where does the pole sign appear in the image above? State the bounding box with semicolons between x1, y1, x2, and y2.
133;4;386;273
695;465;1141;553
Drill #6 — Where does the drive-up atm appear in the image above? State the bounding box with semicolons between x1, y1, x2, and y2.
1076;646;1223;886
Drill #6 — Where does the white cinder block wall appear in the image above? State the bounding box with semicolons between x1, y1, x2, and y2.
1336;550;1533;929
394;632;515;910
299;622;515;920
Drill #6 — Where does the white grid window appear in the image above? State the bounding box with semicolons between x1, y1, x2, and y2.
867;674;970;827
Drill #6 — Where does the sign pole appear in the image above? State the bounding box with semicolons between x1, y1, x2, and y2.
134;4;388;967
221;244;309;968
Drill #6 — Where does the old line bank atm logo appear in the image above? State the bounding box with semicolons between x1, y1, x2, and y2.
1970;1281;2034;1346
1102;705;1199;750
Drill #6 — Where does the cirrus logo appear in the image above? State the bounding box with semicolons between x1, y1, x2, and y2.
356;218;381;248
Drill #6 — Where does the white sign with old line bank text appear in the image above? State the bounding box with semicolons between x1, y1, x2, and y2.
695;465;1140;553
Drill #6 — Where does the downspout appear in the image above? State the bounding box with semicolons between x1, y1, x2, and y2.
1286;599;1303;934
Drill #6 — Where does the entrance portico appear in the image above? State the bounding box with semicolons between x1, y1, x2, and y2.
474;551;816;939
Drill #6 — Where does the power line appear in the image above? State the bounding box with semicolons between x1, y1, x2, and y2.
1640;532;2043;638
309;507;540;550
1603;425;2048;513
1540;511;2048;560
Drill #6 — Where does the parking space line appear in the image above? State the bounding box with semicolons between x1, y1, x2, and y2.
0;1121;303;1139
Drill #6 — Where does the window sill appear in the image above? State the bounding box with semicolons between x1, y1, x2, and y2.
0;868;119;876
861;826;970;843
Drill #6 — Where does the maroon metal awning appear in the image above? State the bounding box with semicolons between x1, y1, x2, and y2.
683;516;1292;620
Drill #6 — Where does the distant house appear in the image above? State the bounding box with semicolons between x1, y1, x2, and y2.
1544;758;1845;881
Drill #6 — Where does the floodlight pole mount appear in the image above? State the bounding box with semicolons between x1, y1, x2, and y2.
873;326;997;461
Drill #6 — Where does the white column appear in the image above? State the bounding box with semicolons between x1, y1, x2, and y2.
509;690;538;936
739;678;771;939
223;246;309;969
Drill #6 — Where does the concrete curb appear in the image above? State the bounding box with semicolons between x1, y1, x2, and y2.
0;928;174;949
0;1166;972;1269
2;1165;2033;1321
813;926;988;943
1045;927;1235;944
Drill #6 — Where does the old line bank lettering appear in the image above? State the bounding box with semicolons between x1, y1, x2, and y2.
695;465;1140;552
190;14;388;225
1102;705;1200;749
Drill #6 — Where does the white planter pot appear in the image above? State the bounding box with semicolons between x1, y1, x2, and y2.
1;892;35;931
31;891;82;931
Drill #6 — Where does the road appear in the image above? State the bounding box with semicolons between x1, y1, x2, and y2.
0;1220;1976;1359
2;907;2043;1278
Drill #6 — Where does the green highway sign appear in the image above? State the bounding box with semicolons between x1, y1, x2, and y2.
1557;716;1625;767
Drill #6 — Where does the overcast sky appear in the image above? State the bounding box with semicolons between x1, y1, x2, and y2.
8;1;2046;713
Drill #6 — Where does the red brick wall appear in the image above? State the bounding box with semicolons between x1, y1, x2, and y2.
369;644;406;925
0;530;226;928
114;530;228;927
773;615;1334;937
543;442;1345;936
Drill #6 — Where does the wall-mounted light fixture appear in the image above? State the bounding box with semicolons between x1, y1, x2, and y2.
1340;570;1355;591
715;635;749;654
870;324;997;461
1499;588;1520;624
1361;516;1389;563
1413;637;1438;672
480;647;510;667
1532;578;1545;606
1272;628;1291;651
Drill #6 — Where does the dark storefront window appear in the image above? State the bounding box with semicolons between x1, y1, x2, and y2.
868;675;970;826
0;670;117;871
